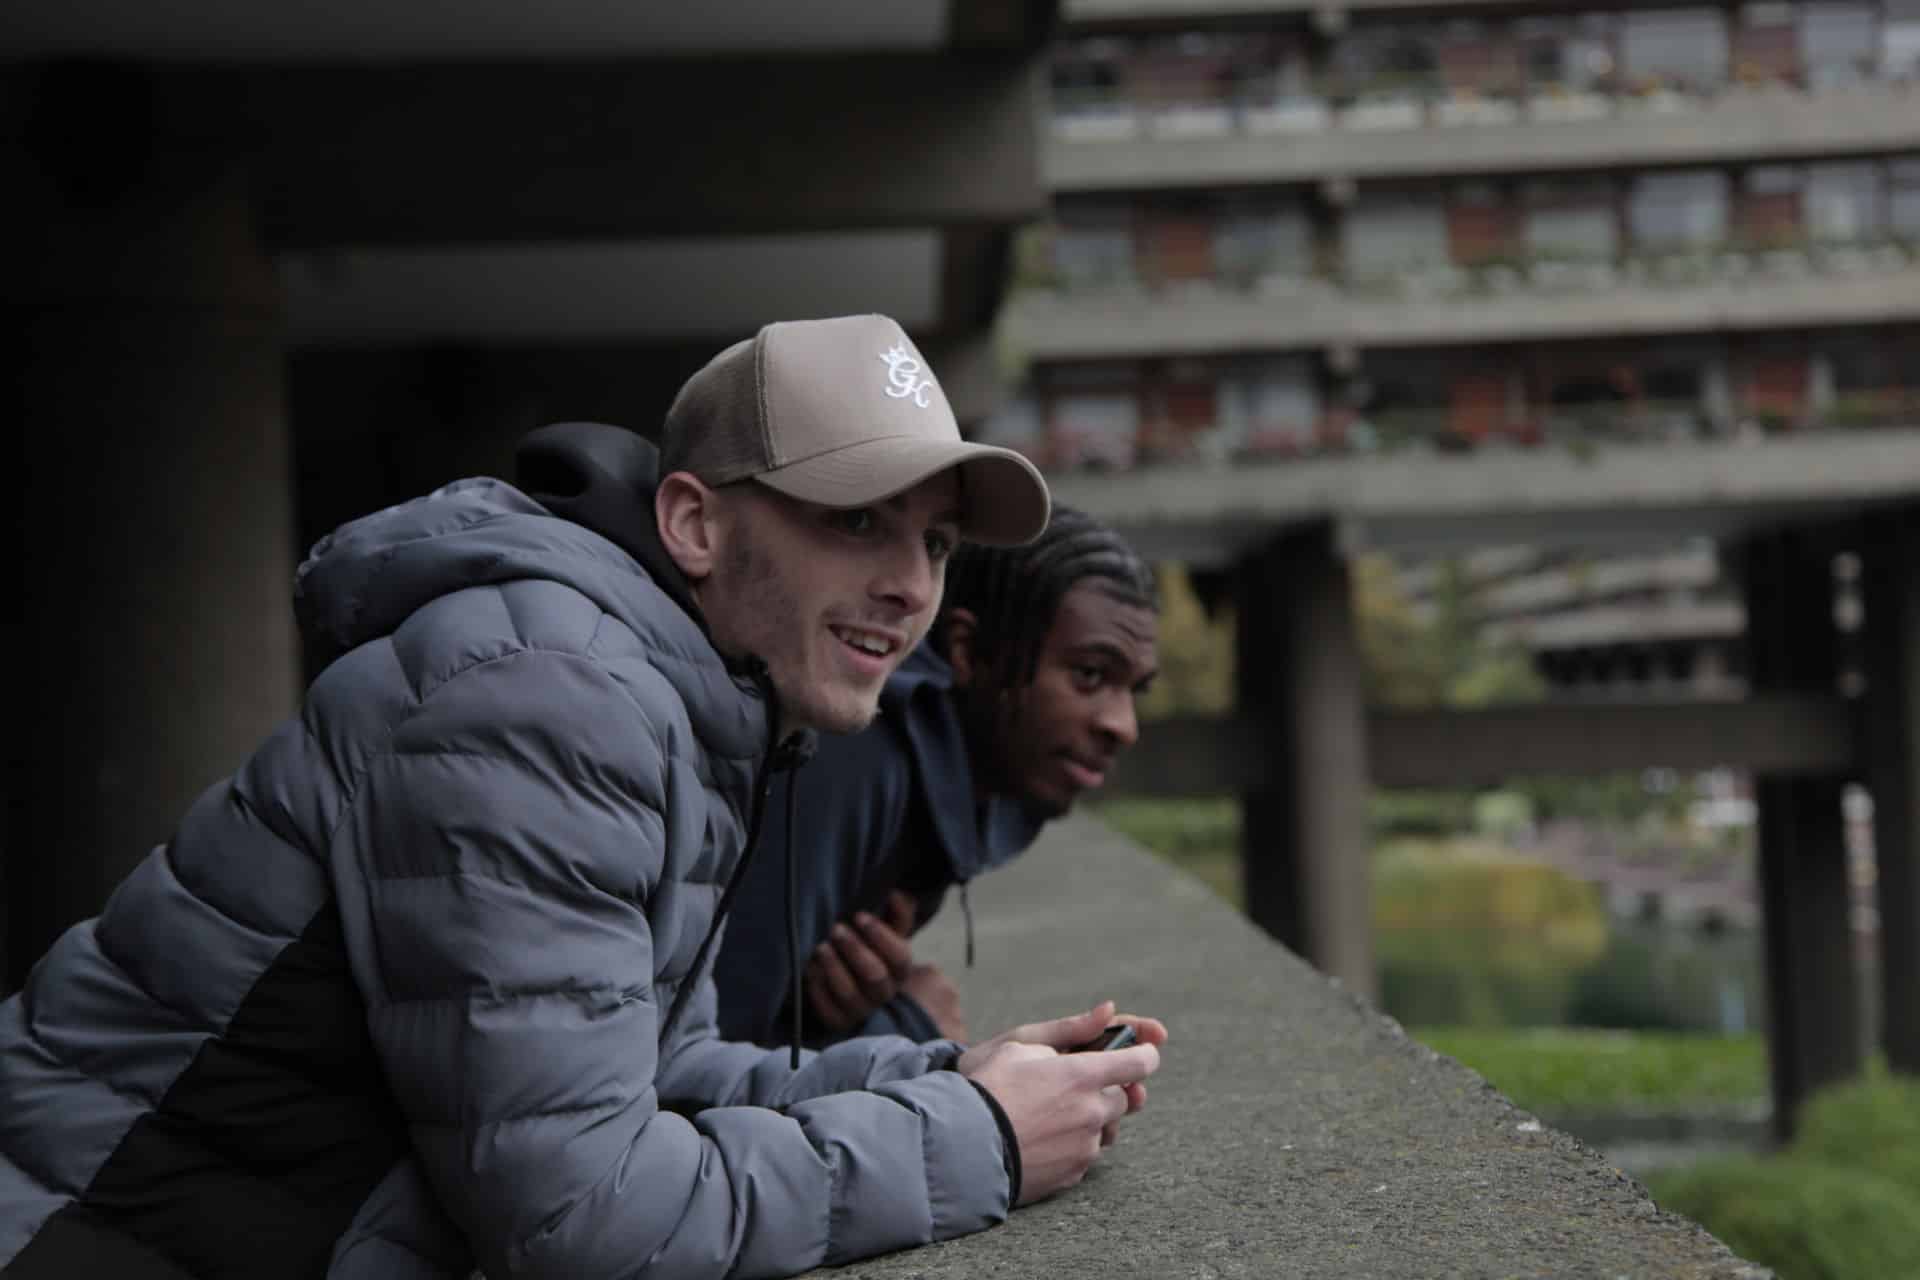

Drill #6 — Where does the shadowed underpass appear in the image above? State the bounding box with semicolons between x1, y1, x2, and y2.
833;813;1766;1279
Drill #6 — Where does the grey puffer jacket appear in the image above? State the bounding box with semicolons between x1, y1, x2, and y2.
0;470;1012;1279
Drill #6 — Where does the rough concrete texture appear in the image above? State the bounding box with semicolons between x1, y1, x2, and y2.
832;814;1766;1279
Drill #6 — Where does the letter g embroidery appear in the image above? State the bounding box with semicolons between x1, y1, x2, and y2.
879;344;935;408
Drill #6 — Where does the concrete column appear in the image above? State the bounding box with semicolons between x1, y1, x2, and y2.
8;125;299;989
1236;523;1377;1000
1860;507;1920;1076
1739;527;1862;1137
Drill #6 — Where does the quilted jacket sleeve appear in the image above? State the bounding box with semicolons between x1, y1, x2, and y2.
332;641;1010;1280
654;967;967;1105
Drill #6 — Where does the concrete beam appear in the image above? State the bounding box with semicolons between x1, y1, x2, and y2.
1048;81;1920;191
6;54;1045;248
1109;695;1858;795
253;54;1046;247
1005;260;1920;361
10;165;302;986
1739;528;1862;1138
1235;526;1375;1000
1860;507;1920;1075
1045;431;1920;565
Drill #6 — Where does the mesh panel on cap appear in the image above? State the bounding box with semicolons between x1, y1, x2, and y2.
660;334;773;484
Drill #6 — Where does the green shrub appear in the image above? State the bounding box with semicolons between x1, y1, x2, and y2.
1417;1028;1767;1113
1794;1075;1920;1201
1648;1154;1920;1280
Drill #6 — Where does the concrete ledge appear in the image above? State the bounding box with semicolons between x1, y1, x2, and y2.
1048;81;1920;191
837;814;1763;1278
1004;260;1920;361
1041;430;1920;560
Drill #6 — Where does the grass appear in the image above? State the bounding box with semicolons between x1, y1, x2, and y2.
1645;1074;1920;1280
1414;1027;1770;1114
1090;795;1243;907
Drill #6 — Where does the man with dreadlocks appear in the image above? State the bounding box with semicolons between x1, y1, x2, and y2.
715;507;1160;1049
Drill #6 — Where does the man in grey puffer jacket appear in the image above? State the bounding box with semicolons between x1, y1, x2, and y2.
0;314;1165;1280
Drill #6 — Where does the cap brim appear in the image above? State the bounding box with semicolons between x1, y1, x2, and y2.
753;435;1051;546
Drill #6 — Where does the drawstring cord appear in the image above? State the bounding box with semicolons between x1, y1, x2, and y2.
658;755;775;1051
960;881;975;969
786;761;804;1070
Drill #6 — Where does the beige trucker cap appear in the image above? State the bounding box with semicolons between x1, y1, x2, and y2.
660;314;1050;546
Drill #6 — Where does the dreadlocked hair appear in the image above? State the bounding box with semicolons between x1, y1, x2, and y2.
933;505;1158;689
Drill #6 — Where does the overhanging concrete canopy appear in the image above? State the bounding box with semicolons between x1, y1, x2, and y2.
281;232;947;345
1045;430;1920;563
4;0;1026;58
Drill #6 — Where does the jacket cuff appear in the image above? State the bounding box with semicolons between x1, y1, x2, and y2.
964;1078;1022;1209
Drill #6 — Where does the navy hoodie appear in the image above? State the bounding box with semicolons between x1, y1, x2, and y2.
715;643;1045;1047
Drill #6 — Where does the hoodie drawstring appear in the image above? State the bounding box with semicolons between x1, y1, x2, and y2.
658;658;804;1054
785;760;804;1070
960;881;975;969
658;756;776;1051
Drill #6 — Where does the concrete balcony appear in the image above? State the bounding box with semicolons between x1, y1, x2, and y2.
1049;80;1920;192
1002;244;1920;359
1065;0;1621;20
838;812;1763;1279
1039;429;1920;561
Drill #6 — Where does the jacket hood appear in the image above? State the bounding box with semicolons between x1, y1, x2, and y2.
293;432;771;762
884;643;1044;883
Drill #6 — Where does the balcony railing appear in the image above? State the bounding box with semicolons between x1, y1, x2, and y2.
1002;394;1920;475
1028;234;1920;305
1051;61;1909;145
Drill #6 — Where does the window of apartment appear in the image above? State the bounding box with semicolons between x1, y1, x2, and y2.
1226;34;1313;106
1215;198;1313;280
1734;2;1801;83
1885;0;1920;76
1620;8;1730;90
1136;208;1217;282
1449;183;1520;264
1824;332;1901;393
1133;33;1238;108
1246;356;1321;432
1629;170;1731;250
1738;165;1804;246
1330;25;1442;97
1805;161;1885;240
1343;192;1451;278
1799;1;1878;87
1524;179;1619;260
1891;158;1920;235
1053;209;1136;289
1046;366;1142;470
1051;38;1128;110
1435;18;1524;95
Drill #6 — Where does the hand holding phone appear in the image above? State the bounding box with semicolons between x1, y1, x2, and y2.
1071;1023;1137;1053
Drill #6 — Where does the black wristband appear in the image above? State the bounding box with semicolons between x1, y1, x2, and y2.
964;1078;1023;1209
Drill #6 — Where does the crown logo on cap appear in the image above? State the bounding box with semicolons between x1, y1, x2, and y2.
879;343;935;409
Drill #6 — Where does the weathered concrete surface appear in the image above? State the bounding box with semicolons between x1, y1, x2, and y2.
834;814;1764;1279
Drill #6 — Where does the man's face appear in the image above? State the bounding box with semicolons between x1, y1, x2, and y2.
975;580;1159;819
701;471;963;736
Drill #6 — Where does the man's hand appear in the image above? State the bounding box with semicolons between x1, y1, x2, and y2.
902;963;967;1042
960;1005;1163;1206
803;894;920;1033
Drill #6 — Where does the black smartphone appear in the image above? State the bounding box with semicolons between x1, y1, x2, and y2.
1072;1023;1137;1053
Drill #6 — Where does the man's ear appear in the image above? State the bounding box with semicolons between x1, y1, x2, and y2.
943;607;981;687
656;472;721;581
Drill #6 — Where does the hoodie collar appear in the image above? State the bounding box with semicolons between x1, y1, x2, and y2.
516;422;817;763
885;644;1044;882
